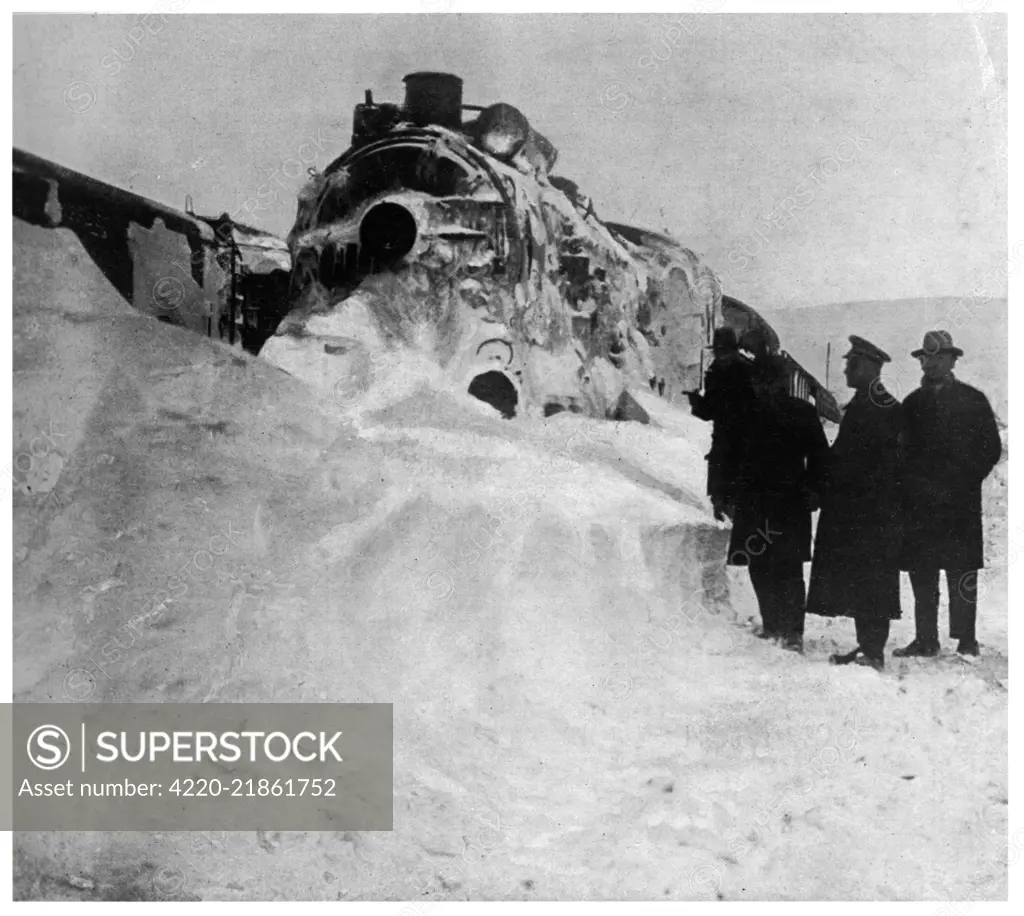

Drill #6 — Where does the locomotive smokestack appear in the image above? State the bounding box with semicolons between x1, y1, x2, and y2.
402;72;463;129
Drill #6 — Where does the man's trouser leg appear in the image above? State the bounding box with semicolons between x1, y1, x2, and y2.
748;560;780;635
706;452;721;500
854;615;867;652
779;561;807;639
908;569;941;647
707;444;732;511
855;615;890;660
947;568;979;643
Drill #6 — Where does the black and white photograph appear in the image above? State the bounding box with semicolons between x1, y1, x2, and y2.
6;1;1013;905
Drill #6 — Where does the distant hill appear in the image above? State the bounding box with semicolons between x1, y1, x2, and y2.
761;298;1008;422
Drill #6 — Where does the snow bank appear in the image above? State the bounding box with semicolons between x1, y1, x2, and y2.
12;219;1007;902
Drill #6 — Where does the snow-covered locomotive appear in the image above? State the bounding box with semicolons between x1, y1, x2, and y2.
12;71;837;423
261;72;837;422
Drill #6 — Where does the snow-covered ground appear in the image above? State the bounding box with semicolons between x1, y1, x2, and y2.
12;220;1008;901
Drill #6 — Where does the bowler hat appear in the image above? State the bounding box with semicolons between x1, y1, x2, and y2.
911;329;963;359
843;335;891;364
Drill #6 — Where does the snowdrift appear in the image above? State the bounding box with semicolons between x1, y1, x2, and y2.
12;219;1008;901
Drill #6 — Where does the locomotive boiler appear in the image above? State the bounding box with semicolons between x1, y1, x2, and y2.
261;71;770;421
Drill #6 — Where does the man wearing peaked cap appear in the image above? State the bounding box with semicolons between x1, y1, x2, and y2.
847;335;891;364
893;330;1001;659
806;335;904;670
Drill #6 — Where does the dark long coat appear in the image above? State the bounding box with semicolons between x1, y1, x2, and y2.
806;383;904;621
689;352;755;424
727;392;830;567
689;352;756;501
899;377;1002;571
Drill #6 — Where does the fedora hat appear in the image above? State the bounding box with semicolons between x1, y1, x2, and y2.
911;329;964;359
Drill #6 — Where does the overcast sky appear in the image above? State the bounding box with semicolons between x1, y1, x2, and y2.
13;12;1007;310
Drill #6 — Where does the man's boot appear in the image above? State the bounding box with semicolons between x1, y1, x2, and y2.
892;639;940;658
829;646;861;665
854;654;884;671
956;639;980;657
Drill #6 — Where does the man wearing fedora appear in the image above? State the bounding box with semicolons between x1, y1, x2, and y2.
806;336;904;670
893;330;1002;658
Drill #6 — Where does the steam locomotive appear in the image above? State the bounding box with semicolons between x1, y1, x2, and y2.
260;72;841;423
12;71;839;424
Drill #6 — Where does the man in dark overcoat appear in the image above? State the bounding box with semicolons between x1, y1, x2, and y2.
727;353;830;651
892;330;1002;658
688;327;756;520
805;336;904;670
